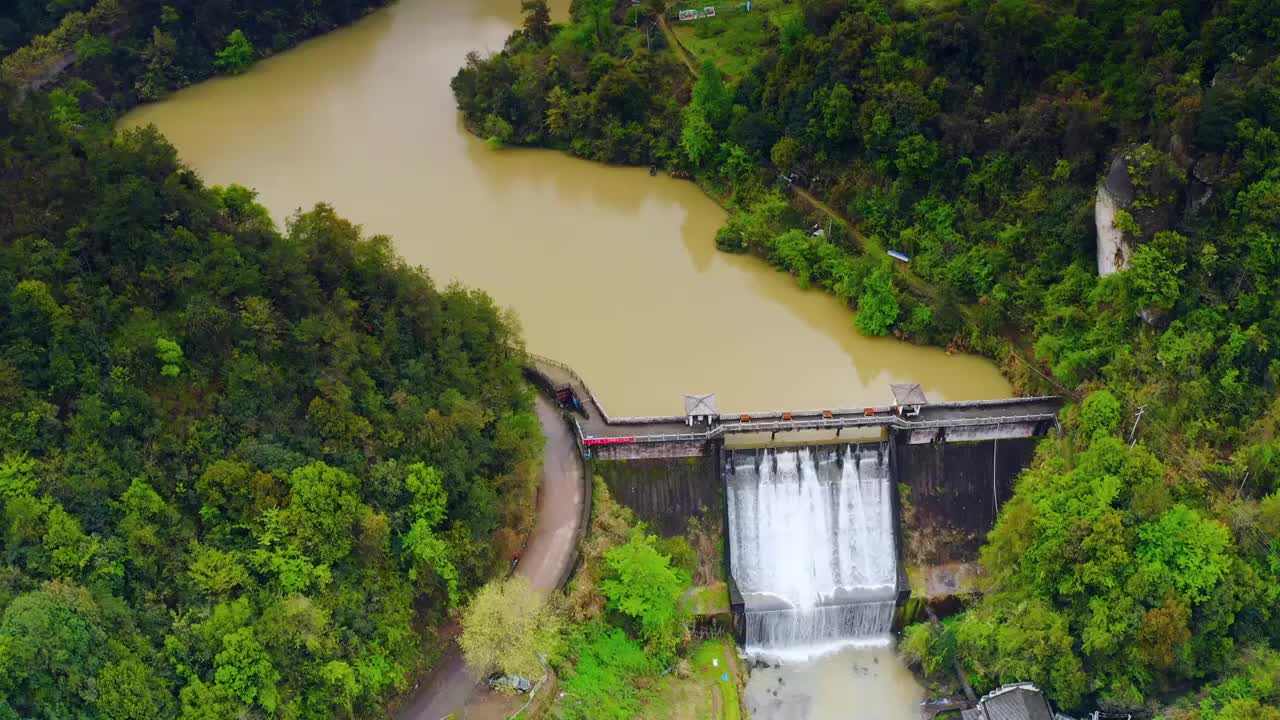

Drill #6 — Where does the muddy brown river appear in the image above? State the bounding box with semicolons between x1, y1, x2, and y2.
121;0;1006;715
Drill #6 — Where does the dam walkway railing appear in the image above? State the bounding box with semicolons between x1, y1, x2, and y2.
525;353;1062;448
578;411;1061;445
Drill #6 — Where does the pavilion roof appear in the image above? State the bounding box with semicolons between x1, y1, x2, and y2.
684;393;718;416
891;383;929;406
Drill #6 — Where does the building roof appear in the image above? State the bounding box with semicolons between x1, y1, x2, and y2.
962;709;986;720
891;383;929;406
980;684;1055;720
684;393;718;417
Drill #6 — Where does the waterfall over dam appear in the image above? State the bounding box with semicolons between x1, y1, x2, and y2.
726;444;898;656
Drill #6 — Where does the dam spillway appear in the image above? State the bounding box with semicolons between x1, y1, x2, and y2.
726;444;898;655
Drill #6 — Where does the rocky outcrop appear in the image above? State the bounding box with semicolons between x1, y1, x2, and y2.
1095;154;1136;276
1095;143;1192;277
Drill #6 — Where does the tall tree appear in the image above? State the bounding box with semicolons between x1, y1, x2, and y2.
521;0;552;44
599;531;689;655
459;576;562;678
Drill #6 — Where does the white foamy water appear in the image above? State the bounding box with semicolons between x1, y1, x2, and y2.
727;444;898;655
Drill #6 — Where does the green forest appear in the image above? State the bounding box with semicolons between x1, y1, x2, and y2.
0;6;549;716
1;0;391;105
452;0;1280;716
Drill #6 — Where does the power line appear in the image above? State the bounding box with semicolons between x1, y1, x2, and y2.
1001;339;1280;556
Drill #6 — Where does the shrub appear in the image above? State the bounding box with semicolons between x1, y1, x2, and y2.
214;29;255;75
1080;389;1122;438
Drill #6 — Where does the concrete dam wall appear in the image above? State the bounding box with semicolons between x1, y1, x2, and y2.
593;435;1041;565
593;452;722;535
895;437;1039;568
591;433;1047;646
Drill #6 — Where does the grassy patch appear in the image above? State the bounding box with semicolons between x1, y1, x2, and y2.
671;0;798;79
556;624;662;720
641;637;741;720
693;639;741;720
683;582;731;616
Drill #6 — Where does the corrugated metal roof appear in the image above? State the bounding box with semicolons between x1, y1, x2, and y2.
982;686;1055;720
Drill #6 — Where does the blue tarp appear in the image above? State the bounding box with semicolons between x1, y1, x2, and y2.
888;250;911;263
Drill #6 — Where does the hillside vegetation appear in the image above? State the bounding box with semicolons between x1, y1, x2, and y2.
1;0;390;102
453;0;1280;715
0;74;543;716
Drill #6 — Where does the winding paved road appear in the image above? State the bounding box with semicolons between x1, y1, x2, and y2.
395;395;586;719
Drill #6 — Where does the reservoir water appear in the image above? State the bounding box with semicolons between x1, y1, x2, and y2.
120;0;1010;419
120;0;1007;716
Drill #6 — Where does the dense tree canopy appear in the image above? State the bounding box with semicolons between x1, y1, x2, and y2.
452;0;689;165
0;79;542;716
1;0;391;103
600;529;689;656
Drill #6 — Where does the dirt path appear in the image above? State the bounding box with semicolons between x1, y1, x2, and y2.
659;13;698;76
789;185;940;300
721;641;739;680
395;395;586;719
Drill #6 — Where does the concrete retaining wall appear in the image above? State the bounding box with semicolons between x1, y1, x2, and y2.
888;434;911;606
593;452;722;535
894;435;1039;567
557;408;594;591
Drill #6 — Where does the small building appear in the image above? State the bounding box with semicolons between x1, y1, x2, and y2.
961;683;1056;720
684;393;718;426
891;383;929;417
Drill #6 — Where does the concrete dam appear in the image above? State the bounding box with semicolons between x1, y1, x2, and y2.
727;444;898;655
526;354;1063;655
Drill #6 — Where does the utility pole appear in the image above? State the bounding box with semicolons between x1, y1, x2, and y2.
1128;405;1145;447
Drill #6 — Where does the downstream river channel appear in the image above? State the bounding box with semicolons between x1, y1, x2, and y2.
122;0;1009;716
